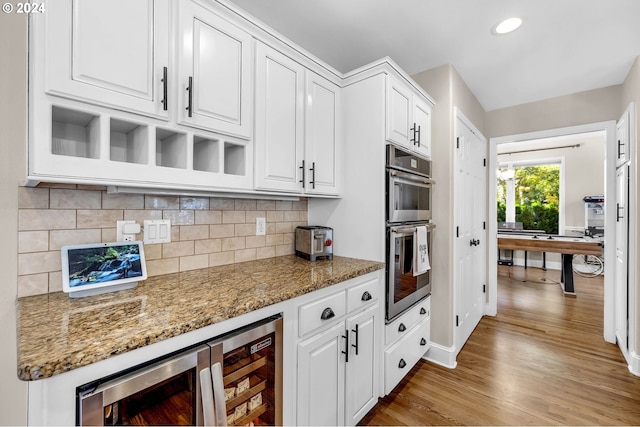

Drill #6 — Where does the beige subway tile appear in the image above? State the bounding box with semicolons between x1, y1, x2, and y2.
50;229;102;250
162;241;194;258
180;197;209;210
297;211;308;222
49;271;63;293
18;187;49;209
283;210;299;222
235;199;256;211
195;239;222;254
234;248;256;263
102;193;145;209
146;258;179;276
276;222;293;233
245;210;266;223
292;221;308;229
102;228;117;242
19;209;76;231
221;236;245;251
180;225;210;241
124;209;163;223
292;200;308;211
17;273;49;298
223;210;246;224
195;210;222;225
235;223;254;237
209;198;235;210
145;195;179;209
209;251;234;267
163;210;195;226
257;200;276;211
276;243;295;256
266;210;284;223
18;251;61;275
77;210;123;229
144;243;162;260
19;231;49;253
50;189;101;209
266;223;277;234
276;201;292;211
171;225;180;241
266;234;284;246
283;232;295;245
246;235;266;248
256;246;276;260
180;254;209;272
210;224;235;238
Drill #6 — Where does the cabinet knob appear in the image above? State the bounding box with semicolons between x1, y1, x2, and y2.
398;359;407;369
420;307;427;315
398;323;406;332
420;338;427;346
361;291;372;301
320;307;335;320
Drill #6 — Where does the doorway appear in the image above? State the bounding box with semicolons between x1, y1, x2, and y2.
487;121;617;344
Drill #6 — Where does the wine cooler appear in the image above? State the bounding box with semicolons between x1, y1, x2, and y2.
77;316;283;426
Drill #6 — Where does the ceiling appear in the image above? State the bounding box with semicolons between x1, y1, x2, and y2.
227;0;640;111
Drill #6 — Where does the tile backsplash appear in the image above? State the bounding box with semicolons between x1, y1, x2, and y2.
17;184;307;297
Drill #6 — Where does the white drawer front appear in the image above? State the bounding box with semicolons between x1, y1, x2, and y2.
346;276;379;313
298;291;346;337
384;317;430;395
385;297;430;346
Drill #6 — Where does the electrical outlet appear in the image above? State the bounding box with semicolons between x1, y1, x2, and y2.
117;220;140;242
256;217;266;236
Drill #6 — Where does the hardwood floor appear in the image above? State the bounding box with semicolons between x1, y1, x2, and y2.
360;266;640;425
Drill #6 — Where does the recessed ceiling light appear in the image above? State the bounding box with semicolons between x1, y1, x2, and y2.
492;17;522;35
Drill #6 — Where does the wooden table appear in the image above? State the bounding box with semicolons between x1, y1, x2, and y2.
497;234;603;295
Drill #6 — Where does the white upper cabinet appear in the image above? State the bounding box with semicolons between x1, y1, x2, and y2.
45;0;170;119
254;42;306;193
304;72;340;195
386;76;432;158
254;42;340;195
178;1;253;139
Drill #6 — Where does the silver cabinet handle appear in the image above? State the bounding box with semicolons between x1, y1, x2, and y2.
211;362;228;426
199;367;214;427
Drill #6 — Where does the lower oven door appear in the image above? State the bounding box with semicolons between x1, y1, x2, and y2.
78;345;210;426
386;223;434;321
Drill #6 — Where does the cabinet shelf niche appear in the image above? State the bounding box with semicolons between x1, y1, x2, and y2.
193;136;220;173
156;128;187;169
51;106;100;159
110;118;148;165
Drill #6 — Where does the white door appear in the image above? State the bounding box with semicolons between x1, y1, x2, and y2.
454;114;487;353
304;72;340;195
615;164;629;352
296;322;345;426
616;109;630;167
179;1;252;139
45;0;169;118
386;77;412;149
344;304;378;425
254;42;305;192
412;98;432;159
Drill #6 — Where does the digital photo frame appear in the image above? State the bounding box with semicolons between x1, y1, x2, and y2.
61;241;147;298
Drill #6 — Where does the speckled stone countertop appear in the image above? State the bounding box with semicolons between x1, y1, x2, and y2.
16;255;383;381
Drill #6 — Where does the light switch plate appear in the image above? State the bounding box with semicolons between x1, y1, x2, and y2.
144;219;171;244
256;217;266;236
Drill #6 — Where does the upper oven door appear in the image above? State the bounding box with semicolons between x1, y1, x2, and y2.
387;169;433;223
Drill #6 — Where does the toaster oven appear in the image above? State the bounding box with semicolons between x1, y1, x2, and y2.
295;226;333;261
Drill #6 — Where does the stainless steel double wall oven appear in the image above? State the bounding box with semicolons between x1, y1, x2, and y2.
386;145;435;322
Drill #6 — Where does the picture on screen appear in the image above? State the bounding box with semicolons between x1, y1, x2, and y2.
67;244;143;288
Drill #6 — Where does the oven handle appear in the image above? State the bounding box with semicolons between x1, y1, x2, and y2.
389;169;435;185
390;223;436;234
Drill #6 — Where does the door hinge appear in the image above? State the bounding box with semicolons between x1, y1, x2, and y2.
483;284;486;293
456;137;460;149
456;226;459;237
455;315;459;327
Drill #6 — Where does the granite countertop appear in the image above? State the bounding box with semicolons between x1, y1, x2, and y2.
16;255;383;381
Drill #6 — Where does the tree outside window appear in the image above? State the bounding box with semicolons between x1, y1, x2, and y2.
497;164;560;234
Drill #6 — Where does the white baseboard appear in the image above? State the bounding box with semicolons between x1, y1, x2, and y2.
423;342;457;369
629;351;640;377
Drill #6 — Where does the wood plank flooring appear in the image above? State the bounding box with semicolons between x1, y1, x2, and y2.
360;266;640;425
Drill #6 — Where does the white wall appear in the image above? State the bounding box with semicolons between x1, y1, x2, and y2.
0;8;28;426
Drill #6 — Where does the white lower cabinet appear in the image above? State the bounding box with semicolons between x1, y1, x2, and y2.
383;297;430;394
296;275;381;426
